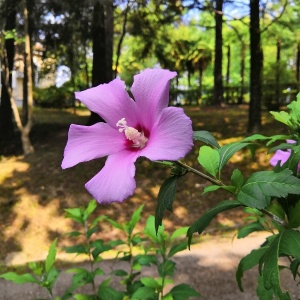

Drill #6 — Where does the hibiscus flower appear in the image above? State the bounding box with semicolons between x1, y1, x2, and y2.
61;69;194;203
270;140;300;172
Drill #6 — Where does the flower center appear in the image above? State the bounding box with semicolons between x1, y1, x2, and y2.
116;118;148;149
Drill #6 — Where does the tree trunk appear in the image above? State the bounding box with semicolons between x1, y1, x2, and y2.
213;0;223;105
238;42;245;104
248;0;262;133
0;0;16;141
22;0;34;154
88;0;113;125
296;43;300;85
226;44;230;103
275;38;281;106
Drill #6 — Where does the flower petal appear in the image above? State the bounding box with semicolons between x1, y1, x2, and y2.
75;78;137;128
270;150;291;167
141;107;193;161
131;69;177;129
62;123;126;169
85;150;139;203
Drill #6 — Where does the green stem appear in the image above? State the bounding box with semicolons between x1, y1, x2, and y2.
261;209;289;228
84;220;98;298
176;161;225;187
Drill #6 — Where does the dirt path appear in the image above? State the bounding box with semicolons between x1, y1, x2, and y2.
1;232;299;300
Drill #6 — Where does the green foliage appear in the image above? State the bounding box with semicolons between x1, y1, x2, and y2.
34;83;74;108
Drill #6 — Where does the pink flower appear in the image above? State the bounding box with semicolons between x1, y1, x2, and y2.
270;140;300;172
61;69;194;203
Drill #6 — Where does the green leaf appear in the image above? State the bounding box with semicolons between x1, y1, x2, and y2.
256;274;274;300
28;262;43;276
231;169;245;191
86;225;98;239
259;233;291;299
270;111;290;126
74;295;95;300
193;130;220;148
237;221;265;239
288;201;300;228
218;142;250;171
278;229;300;261
83;199;97;221
168;242;187;258
105;218;124;231
198;146;220;177
241;134;269;142
266;135;291;146
187;200;241;246
236;247;269;291
140;277;161;289
64;244;87;255
64;208;84;223
155;176;180;233
201;184;222;195
133;254;157;267
128;204;144;234
97;281;124;300
131;287;157;300
168;284;201;300
112;269;127;277
91;240;111;259
158;260;176;277
290;259;300;279
45;239;57;273
170;227;188;241
0;272;39;284
237;169;300;209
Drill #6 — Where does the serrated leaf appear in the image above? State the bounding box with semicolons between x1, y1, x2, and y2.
198;146;220;177
256;274;274;300
187;200;241;247
193;130;220;148
168;284;201;300
45;238;57;273
237;221;265;239
259;233;291;299
0;272;39;284
237;169;300;209
218;142;250;171
236;247;268;291
155;176;180;233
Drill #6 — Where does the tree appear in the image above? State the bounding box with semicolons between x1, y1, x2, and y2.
248;0;262;133
213;0;224;105
0;0;17;141
87;0;113;125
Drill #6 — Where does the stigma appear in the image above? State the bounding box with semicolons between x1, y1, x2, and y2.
116;118;148;149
